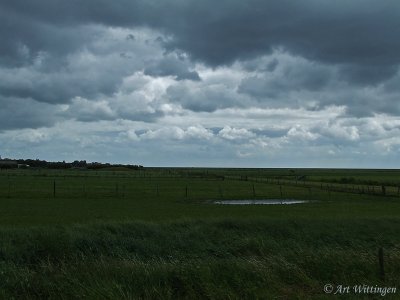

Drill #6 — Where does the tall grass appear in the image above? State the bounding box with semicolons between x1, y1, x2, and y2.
0;219;399;299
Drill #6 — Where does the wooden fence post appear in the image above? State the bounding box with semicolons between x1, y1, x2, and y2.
7;181;11;199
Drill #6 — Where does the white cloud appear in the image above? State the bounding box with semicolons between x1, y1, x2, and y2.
65;97;115;121
316;122;360;142
126;129;140;141
139;125;213;141
287;125;319;141
186;125;214;140
12;129;50;143
140;127;186;140
218;126;256;141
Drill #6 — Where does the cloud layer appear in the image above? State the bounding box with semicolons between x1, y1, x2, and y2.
0;0;399;167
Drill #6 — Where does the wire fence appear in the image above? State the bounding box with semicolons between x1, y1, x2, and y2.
1;170;398;201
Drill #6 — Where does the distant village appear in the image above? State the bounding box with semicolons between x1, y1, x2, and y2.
0;156;143;170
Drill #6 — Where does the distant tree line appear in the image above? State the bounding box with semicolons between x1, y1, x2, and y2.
0;158;143;170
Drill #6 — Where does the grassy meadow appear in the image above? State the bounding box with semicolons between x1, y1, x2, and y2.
0;167;399;299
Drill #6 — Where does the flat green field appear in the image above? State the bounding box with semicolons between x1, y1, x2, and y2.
0;168;399;299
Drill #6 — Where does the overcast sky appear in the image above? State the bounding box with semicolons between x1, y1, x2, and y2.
0;0;399;167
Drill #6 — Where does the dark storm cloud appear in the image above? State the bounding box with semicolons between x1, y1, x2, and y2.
0;8;101;67
338;64;399;86
1;0;400;127
2;0;400;82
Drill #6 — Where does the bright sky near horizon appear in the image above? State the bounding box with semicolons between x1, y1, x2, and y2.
0;0;399;167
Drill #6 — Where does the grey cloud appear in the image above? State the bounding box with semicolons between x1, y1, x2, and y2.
144;55;201;81
0;8;101;68
167;82;249;112
241;57;279;73
116;106;164;123
0;27;164;105
238;57;333;99
0;0;399;125
62;98;116;122
266;59;279;72
338;64;399;86
382;71;400;93
0;96;60;130
0;64;121;104
62;93;165;123
1;0;400;84
155;0;400;85
126;34;135;41
251;128;289;138
316;88;400;117
64;105;163;123
235;53;400;117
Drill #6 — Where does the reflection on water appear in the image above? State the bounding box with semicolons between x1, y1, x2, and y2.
213;199;310;205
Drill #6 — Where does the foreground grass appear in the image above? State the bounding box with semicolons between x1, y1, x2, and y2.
1;219;399;299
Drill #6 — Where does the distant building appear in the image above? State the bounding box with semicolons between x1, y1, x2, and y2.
17;164;30;169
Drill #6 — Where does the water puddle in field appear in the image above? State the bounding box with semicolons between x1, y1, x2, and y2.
213;199;310;205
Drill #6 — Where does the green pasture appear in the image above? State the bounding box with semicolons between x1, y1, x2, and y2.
0;168;399;299
0;168;399;225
